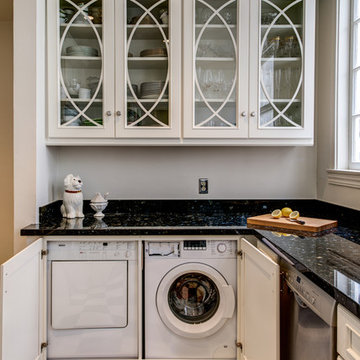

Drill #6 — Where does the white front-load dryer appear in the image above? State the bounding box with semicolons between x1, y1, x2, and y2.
47;240;139;359
145;239;237;359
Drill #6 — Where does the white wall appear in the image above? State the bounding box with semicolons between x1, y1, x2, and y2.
14;0;54;254
54;146;316;200
316;0;360;210
0;21;13;263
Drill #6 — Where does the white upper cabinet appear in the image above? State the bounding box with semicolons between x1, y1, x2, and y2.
47;0;116;138
47;0;181;139
115;0;181;138
183;0;249;139
47;0;315;144
248;0;315;140
183;0;315;142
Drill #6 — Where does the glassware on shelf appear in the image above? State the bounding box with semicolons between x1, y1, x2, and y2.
283;36;300;57
197;40;219;57
261;12;277;25
89;6;102;24
68;78;81;97
200;7;213;24
274;68;282;99
222;9;233;24
282;67;292;99
263;35;281;58
60;7;75;23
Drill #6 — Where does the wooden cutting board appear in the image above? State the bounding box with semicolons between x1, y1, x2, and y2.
247;214;338;233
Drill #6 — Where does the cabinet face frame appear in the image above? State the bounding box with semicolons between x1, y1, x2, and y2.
248;0;315;139
114;0;182;139
183;0;249;139
47;0;116;139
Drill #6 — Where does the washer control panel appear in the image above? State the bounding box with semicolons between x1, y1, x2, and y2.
47;241;137;261
184;240;207;250
145;240;237;259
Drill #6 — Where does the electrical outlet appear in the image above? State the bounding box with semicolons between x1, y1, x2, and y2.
199;178;208;194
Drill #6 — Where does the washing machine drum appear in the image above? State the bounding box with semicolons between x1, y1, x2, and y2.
156;263;235;339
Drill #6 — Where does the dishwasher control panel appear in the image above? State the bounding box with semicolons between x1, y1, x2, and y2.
281;260;336;326
47;241;137;260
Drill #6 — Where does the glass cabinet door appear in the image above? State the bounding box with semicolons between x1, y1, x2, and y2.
48;0;115;138
249;0;314;139
183;0;248;138
116;0;181;138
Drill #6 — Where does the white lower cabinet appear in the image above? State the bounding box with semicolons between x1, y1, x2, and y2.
237;236;280;360
1;236;280;360
0;239;45;360
338;304;360;360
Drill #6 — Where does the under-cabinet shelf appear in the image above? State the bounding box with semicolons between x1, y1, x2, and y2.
196;57;235;62
127;24;168;40
127;98;169;103
61;98;102;103
261;57;301;61
61;56;102;68
261;24;302;29
60;23;102;38
195;99;236;103
260;99;301;103
127;57;168;69
195;24;236;29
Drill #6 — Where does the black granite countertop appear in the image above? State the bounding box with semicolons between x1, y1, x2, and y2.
21;199;360;318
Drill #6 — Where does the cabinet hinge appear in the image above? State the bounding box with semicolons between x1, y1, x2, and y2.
41;250;48;259
41;342;48;352
237;250;243;259
236;342;243;351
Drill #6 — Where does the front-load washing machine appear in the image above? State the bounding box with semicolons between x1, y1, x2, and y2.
46;240;139;359
145;239;237;359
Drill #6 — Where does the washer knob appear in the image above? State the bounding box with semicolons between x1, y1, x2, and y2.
217;243;227;253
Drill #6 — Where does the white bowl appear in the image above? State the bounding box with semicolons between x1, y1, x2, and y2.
90;201;108;217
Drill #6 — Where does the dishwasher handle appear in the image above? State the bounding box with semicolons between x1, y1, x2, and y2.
294;293;308;309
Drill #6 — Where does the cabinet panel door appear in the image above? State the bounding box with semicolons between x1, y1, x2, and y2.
183;0;249;138
238;237;279;360
0;239;45;360
248;0;315;139
338;305;360;360
115;0;181;138
48;0;115;138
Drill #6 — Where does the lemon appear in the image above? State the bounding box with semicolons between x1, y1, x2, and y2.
281;207;292;217
271;209;282;218
289;211;300;219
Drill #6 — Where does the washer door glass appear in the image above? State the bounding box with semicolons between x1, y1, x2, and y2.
168;272;220;324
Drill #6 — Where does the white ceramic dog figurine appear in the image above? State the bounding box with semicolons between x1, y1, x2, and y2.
60;174;84;219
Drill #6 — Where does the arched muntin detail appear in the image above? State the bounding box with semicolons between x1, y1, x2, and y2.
195;0;237;128
260;0;303;128
127;0;169;127
59;0;103;127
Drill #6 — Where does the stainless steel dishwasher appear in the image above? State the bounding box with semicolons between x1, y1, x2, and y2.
280;260;337;360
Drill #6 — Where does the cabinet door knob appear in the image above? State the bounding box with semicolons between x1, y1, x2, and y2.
106;111;112;116
250;111;256;117
241;111;247;117
116;111;121;117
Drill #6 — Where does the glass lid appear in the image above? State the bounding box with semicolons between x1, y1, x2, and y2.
168;272;220;324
